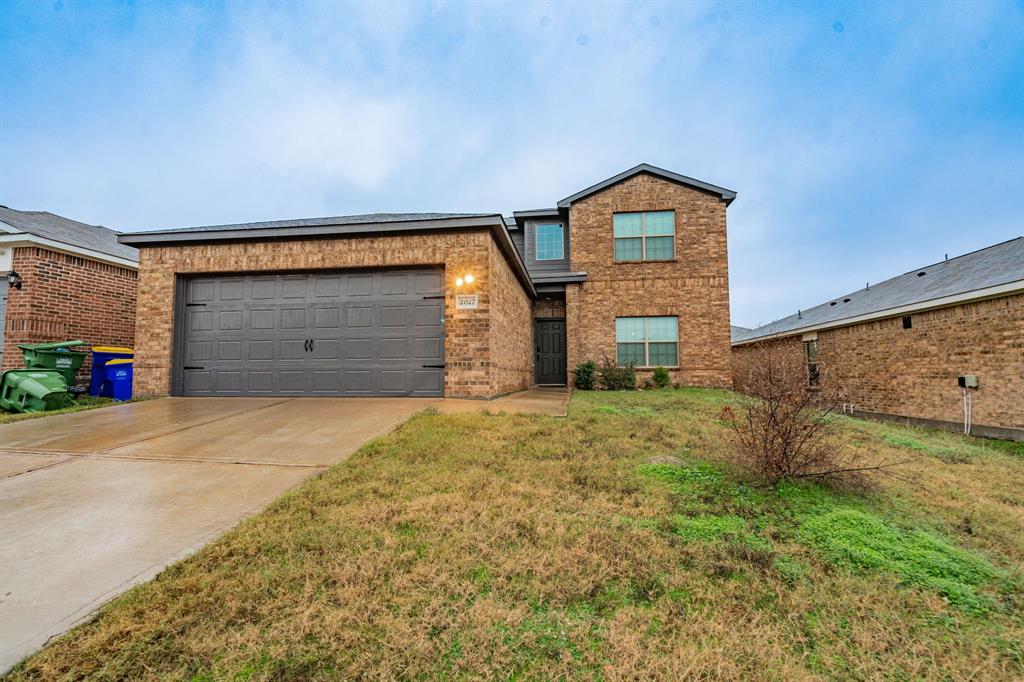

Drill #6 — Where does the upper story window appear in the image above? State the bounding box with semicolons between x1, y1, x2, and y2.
613;211;675;261
535;223;565;261
616;316;679;367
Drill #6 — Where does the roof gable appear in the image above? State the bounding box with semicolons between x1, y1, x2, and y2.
556;163;736;208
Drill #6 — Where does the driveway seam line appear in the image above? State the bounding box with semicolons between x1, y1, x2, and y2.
91;398;294;455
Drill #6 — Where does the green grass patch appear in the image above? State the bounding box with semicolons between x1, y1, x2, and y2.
799;508;999;612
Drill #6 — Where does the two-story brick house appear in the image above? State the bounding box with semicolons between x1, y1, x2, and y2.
119;164;735;398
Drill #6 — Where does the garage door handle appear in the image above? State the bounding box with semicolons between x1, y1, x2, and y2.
422;364;445;369
183;366;204;370
185;303;207;307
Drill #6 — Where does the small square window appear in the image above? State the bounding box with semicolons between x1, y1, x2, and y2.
902;316;912;329
534;223;564;261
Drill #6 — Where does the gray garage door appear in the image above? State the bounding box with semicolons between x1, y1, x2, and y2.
178;268;445;397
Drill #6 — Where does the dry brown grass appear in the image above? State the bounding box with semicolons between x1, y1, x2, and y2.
6;389;1023;681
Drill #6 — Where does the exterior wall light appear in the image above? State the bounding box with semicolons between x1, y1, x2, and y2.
455;277;464;287
464;273;474;284
454;273;475;288
7;271;22;289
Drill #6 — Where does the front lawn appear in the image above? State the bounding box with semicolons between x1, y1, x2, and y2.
8;389;1023;680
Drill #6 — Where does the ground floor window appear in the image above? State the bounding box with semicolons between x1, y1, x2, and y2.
616;316;678;367
804;339;820;386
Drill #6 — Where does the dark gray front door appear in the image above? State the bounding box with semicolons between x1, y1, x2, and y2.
534;318;566;385
178;268;445;397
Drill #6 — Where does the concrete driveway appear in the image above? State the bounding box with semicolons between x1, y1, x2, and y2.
0;397;435;671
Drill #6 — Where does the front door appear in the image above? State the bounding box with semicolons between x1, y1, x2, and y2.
534;319;566;385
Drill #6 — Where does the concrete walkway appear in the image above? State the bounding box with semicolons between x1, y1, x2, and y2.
436;387;570;417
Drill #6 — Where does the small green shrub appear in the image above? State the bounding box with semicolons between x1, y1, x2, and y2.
598;357;636;391
652;366;671;388
573;361;597;390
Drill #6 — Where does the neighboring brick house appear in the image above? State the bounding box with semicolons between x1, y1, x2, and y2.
0;207;139;374
732;238;1024;441
118;164;736;399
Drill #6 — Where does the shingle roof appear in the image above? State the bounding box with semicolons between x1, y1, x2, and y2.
734;237;1024;344
139;212;493;235
730;325;752;341
0;206;138;262
556;163;736;208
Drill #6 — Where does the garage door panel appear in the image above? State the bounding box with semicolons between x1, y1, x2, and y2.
249;309;274;329
279;371;306;392
280;308;307;329
248;371;273;392
344;370;372;393
249;340;275;361
251;279;276;299
413;369;443;394
314;308;341;329
179;268;444;397
219;279;245;300
313;339;341;359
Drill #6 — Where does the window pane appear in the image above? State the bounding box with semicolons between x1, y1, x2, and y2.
617;343;645;366
646;317;678;341
648;342;678;367
615;237;642;261
645;236;674;260
616;317;645;342
805;340;818;362
644;211;675;235
535;223;564;260
613;213;643;237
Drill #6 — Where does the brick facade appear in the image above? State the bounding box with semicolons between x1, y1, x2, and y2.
1;246;137;375
132;230;532;399
565;174;733;387
533;298;566;319
732;293;1024;432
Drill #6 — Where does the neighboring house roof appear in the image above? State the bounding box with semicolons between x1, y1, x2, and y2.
0;206;138;267
734;237;1024;345
730;325;752;342
556;163;737;208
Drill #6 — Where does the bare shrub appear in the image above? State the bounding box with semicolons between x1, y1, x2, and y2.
727;342;915;487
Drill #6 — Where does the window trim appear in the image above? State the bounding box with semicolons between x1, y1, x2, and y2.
615;316;680;368
534;222;565;261
613;210;676;262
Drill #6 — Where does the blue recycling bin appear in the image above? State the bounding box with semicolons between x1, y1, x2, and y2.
93;358;133;401
89;346;134;397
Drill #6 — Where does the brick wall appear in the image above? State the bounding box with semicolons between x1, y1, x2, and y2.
488;239;534;395
533;298;565;319
132;230;533;399
566;173;733;387
732;293;1024;431
1;247;137;376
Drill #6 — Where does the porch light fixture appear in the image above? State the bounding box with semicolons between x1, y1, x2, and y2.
6;271;22;289
454;273;475;288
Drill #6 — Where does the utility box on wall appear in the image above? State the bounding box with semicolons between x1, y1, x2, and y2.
957;374;979;389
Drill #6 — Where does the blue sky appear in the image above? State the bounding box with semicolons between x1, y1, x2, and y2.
1;1;1021;327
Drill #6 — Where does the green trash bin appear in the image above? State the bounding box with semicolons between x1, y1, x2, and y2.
18;340;87;386
0;369;72;413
